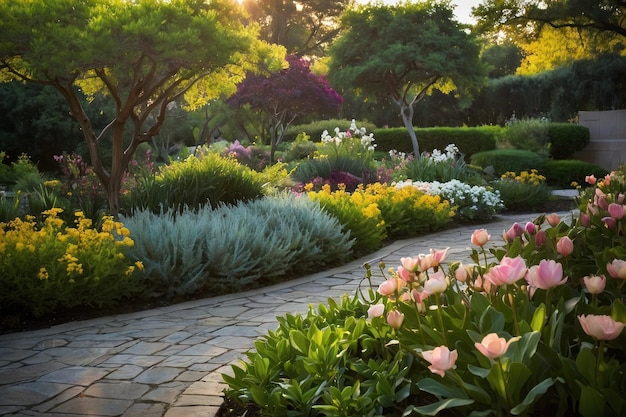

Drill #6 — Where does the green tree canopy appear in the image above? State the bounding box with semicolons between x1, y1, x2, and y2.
328;1;485;155
0;0;283;215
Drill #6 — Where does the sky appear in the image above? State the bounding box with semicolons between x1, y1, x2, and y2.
355;0;484;24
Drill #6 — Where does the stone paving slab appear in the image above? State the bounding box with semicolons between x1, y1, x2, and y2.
0;210;576;416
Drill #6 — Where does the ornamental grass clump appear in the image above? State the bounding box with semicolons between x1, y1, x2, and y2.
402;144;478;183
491;170;552;211
0;209;141;318
224;169;626;417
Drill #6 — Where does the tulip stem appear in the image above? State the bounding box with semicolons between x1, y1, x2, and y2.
413;301;427;346
596;340;605;385
435;294;448;345
508;291;520;336
497;358;512;409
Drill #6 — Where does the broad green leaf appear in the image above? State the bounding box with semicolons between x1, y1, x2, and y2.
467;364;490;379
530;303;546;332
511;377;555;415
579;385;605;417
506;362;532;404
417;378;468;399
414;398;475;416
289;330;309;354
575;348;597;384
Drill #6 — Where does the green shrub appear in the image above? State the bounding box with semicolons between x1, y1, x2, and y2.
491;170;552;211
122;196;354;298
542;159;608;187
547;123;590;160
124;152;267;213
470;149;546;176
502;119;550;156
373;126;499;161
282;133;318;162
292;157;376;187
284;119;377;143
401;144;479;183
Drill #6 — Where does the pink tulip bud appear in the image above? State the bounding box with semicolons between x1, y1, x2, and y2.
585;175;597;185
418;247;449;270
583;275;606;295
367;303;385;319
578;315;625;341
400;256;419;272
534;230;547;246
617;193;625;204
455;263;469;283
607;259;626;279
602;216;616;230
608;203;625;220
595;194;608;210
604;174;612;186
524;222;536;235
587;203;598;216
546;213;560;227
556;236;574;257
504;223;523;241
525;259;568;290
471;229;491;247
422;346;458;377
474;333;521;359
579;212;590;228
386;310;405;329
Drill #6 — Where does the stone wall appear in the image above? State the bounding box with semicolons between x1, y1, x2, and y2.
574;110;626;171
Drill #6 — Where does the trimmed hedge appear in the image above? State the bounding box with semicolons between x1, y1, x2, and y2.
373;126;499;161
547;123;590;160
470;149;546;176
542;160;608;188
284;119;378;143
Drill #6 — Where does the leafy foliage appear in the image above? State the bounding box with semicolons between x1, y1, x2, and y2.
492;170;553;211
542;160;609;188
471;149;546;177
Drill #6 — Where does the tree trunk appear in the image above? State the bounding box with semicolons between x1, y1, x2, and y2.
399;101;420;156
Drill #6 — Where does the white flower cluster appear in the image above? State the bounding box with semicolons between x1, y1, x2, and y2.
428;144;459;164
320;119;376;151
395;179;503;221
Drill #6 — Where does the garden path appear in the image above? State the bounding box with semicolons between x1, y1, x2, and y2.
0;209;578;417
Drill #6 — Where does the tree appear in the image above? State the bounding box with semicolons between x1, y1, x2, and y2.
481;42;524;78
328;2;485;156
240;0;350;57
0;0;282;215
227;54;343;162
473;0;626;40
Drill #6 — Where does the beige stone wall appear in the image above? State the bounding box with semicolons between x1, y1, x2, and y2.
574;110;626;171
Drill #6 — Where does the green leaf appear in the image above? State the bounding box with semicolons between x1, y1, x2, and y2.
417;378;468;400
575;348;597;384
479;305;505;334
289;330;309;354
530;303;546;332
467;364;490;379
414;398;475;416
510;377;555;415
506;362;532;404
579;385;605;417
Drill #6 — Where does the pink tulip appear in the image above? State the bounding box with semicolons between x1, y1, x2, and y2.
411;288;430;304
525;260;568;290
422;346;458;377
556;236;574;257
578;315;625;341
424;269;448;295
583;275;606;295
386;310;405;329
524;222;536;235
418;247;450;270
579;212;590;228
595;191;608;210
471;229;491;247
473;274;492;293
546;213;560;227
604;174;612;186
484;256;527;286
475;333;520;359
504;223;523;241
587;202;598;216
608;203;625;220
367;303;385;319
585;175;597;185
455;263;469;283
400;256;419;272
378;278;405;296
602;216;616;230
607;259;626;280
617;193;625;205
534;230;547;246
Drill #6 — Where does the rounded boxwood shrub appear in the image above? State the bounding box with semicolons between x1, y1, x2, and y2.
542;159;608;187
470;149;546;177
547;124;590;160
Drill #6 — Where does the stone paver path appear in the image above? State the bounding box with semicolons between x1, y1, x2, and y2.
0;210;577;416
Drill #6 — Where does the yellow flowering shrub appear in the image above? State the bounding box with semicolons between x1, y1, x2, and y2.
308;183;453;255
500;169;546;186
308;184;386;256
0;209;141;317
493;170;552;211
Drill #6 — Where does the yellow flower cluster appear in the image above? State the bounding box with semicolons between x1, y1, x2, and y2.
501;170;546;186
